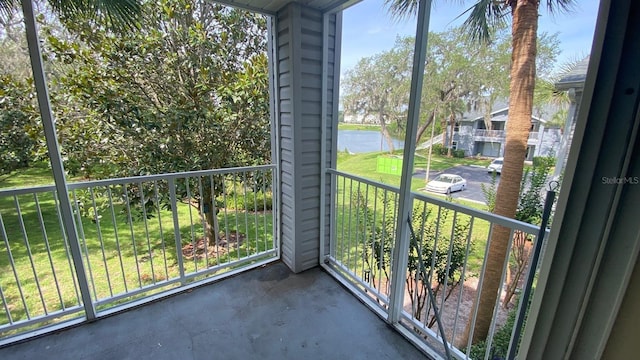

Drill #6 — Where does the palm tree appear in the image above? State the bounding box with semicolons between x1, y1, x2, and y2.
386;0;574;346
0;0;141;30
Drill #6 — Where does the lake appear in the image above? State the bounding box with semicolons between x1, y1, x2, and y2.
337;130;404;153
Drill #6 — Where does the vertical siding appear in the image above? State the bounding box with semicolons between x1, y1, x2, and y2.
324;13;341;257
277;5;296;268
297;5;323;270
277;3;333;272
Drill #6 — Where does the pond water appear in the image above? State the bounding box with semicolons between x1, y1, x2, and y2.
337;130;404;154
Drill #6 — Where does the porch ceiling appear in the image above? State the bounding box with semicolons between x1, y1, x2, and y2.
215;0;349;15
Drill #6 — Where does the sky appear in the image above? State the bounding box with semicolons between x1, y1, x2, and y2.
340;0;601;78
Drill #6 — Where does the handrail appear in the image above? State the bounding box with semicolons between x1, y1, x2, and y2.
67;164;276;189
327;168;403;193
0;165;276;194
329;168;540;234
0;184;57;196
411;192;540;234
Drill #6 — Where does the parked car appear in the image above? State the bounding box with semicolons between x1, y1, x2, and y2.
487;157;504;174
425;174;467;194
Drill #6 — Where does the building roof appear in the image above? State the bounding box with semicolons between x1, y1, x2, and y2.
555;57;590;91
460;99;510;121
215;0;348;15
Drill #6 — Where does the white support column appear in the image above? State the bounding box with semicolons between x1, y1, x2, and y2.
21;0;96;320
266;15;281;259
387;0;431;324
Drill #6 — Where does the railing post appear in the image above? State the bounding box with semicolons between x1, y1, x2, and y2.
168;178;186;284
21;0;96;320
387;0;431;324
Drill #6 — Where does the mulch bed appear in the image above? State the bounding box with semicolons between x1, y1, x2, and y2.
181;232;245;260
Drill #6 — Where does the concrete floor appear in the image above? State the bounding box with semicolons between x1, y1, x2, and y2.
0;262;427;360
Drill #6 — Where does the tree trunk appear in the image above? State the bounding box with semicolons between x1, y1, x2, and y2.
416;110;435;144
379;110;395;153
202;183;221;247
447;112;455;157
503;230;532;308
457;0;538;347
204;199;220;247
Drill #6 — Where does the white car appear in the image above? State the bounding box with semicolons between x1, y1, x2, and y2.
425;174;467;194
487;157;503;174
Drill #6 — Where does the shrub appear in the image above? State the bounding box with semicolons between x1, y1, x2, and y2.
431;143;446;155
469;305;517;360
532;156;555;168
430;144;464;157
223;191;273;212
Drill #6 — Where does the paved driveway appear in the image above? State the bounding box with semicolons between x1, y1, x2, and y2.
413;165;501;204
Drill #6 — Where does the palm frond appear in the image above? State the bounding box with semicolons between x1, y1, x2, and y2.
0;0;18;18
534;77;567;107
554;54;588;76
385;0;470;22
384;0;419;21
545;0;575;15
461;0;509;43
48;0;141;31
534;55;586;109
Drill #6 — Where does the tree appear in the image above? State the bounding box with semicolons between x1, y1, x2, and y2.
0;74;40;175
45;0;270;246
342;37;412;152
417;26;510;146
0;0;142;174
385;0;573;346
341;25;558;154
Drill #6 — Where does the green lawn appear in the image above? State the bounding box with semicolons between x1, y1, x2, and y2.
337;149;491;195
0;162;80;188
337;122;382;131
0;166;275;334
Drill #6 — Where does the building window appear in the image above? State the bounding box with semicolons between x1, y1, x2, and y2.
452;141;458;150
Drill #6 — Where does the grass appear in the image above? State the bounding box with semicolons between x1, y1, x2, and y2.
337;149;491;195
337;122;381;131
0;162;79;188
0;166;275;335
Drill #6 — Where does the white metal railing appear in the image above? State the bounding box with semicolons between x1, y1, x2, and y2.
0;165;278;342
474;129;506;138
325;169;545;360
